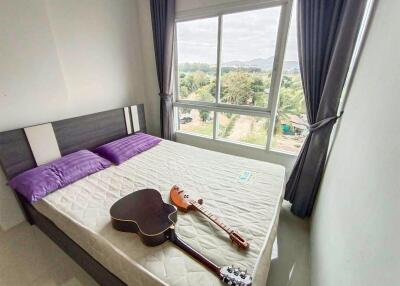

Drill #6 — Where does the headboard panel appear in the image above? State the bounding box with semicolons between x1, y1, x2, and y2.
0;104;146;180
53;108;126;156
134;104;147;133
0;129;36;179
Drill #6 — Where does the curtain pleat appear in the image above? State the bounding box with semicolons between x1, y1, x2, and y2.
150;0;176;140
285;0;368;218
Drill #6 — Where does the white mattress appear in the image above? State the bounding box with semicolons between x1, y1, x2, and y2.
34;140;285;286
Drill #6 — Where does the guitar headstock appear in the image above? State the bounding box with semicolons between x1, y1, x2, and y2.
220;265;252;286
170;185;203;212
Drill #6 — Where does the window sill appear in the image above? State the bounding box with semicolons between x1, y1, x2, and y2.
270;147;300;157
175;131;298;158
175;130;213;140
174;101;271;117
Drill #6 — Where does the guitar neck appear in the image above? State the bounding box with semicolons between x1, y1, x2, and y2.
190;201;232;234
167;228;221;276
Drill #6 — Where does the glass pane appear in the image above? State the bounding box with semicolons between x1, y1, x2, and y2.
178;108;214;137
218;113;269;146
177;17;218;102
220;7;281;107
272;1;308;154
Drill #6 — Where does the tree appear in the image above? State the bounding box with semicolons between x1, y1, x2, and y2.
275;74;306;133
179;70;216;101
220;71;267;106
179;74;196;94
221;71;255;105
192;71;210;88
199;110;210;122
179;85;190;99
195;85;214;102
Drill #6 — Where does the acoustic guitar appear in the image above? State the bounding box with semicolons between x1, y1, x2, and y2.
170;185;249;249
110;189;252;286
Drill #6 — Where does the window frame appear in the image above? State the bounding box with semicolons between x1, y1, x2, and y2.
173;0;296;156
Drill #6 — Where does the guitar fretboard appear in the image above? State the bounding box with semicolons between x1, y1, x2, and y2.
190;200;232;234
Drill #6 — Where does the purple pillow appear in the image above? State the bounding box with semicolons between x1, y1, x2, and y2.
94;133;161;165
9;150;111;202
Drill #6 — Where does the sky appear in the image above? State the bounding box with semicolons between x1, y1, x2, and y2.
177;5;299;64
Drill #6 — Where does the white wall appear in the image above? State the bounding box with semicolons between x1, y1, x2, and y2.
0;0;145;230
137;0;296;171
137;0;161;137
310;1;400;285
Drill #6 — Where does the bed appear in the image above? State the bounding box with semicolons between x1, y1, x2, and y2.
0;105;285;286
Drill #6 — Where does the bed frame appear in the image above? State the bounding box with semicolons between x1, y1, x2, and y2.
0;105;147;286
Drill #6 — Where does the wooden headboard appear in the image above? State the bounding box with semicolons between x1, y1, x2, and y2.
0;104;146;180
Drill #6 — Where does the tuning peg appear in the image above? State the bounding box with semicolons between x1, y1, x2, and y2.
227;266;233;273
240;270;247;279
233;268;239;276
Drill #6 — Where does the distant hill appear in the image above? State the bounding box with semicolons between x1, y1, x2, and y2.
283;61;300;71
223;57;299;71
223;57;274;70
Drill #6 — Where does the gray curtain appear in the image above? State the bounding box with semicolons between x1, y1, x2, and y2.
285;0;367;218
150;0;176;140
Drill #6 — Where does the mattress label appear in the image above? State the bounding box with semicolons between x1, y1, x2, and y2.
239;170;252;182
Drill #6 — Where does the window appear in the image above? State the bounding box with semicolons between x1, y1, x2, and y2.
175;0;306;155
177;17;218;102
271;0;307;153
220;7;280;107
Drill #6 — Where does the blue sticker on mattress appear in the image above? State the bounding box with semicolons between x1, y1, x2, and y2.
239;170;252;182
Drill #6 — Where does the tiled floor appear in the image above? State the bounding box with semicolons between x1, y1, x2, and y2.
0;202;309;286
0;222;97;286
267;202;310;286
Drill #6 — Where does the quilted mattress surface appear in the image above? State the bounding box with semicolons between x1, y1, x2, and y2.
34;140;285;286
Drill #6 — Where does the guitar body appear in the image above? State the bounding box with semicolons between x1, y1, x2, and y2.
110;189;177;246
110;189;252;286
